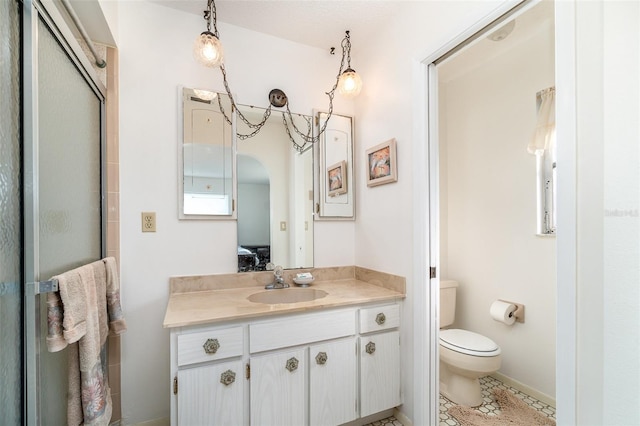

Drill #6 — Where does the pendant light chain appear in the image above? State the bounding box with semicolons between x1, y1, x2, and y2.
344;31;352;69
204;0;219;38
196;0;360;151
281;31;352;151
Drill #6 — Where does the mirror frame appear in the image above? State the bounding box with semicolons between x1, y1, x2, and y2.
314;111;356;220
177;86;237;220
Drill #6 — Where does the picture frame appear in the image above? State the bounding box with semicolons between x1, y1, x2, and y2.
327;160;348;197
366;138;397;187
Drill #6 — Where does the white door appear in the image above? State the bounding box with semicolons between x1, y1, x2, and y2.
250;348;306;426
309;337;357;426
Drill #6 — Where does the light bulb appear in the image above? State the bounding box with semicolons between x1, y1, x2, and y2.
193;32;224;68
193;89;217;101
337;68;362;98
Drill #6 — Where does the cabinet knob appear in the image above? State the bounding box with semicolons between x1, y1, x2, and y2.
315;351;328;365
285;357;299;372
220;369;236;386
365;341;376;355
203;338;220;354
375;312;386;325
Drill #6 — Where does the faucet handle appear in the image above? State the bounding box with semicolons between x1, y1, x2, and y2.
274;265;283;277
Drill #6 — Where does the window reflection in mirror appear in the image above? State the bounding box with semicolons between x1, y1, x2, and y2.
236;106;314;271
179;88;235;219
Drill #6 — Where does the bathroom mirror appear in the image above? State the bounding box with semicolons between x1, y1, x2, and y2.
236;106;314;271
178;87;236;219
315;111;355;219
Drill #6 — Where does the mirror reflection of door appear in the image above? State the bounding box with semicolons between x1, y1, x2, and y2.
180;89;234;218
237;155;270;271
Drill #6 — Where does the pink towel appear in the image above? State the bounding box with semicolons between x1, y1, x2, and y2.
46;257;127;426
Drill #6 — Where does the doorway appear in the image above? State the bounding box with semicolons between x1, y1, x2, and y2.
418;1;559;424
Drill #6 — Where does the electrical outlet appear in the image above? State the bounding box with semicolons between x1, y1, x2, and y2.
141;212;156;232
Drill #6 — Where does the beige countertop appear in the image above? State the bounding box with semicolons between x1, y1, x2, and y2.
163;266;406;328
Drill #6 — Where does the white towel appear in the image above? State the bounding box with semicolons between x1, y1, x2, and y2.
46;257;126;426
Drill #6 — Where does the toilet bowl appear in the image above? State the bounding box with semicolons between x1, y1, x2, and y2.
439;328;502;407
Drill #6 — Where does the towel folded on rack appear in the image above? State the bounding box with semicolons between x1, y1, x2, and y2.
46;257;127;426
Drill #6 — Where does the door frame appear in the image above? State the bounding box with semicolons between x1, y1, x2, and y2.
413;0;577;424
22;0;106;423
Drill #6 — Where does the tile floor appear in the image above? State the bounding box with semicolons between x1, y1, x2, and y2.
440;375;556;426
364;375;556;426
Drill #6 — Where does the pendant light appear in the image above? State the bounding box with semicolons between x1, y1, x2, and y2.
337;31;363;98
193;0;223;68
193;0;363;152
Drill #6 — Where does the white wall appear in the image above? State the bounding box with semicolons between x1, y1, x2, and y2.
438;11;556;398
351;1;506;420
117;2;355;423
563;1;640;424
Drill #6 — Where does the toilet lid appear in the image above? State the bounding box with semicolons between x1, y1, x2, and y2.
440;329;501;357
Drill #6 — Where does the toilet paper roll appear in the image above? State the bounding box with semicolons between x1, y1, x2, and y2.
490;300;517;325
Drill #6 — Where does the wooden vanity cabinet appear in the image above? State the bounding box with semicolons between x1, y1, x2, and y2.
170;303;401;426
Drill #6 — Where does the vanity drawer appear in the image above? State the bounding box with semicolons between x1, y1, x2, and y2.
359;304;400;333
177;326;243;366
250;309;356;353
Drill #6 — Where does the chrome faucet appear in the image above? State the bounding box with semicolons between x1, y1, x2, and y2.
265;265;289;289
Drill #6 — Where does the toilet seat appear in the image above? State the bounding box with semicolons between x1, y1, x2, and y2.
440;329;501;357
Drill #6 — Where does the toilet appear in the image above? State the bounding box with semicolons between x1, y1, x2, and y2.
439;280;502;407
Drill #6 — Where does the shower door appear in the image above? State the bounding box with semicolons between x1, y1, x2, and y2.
23;0;105;424
0;0;23;424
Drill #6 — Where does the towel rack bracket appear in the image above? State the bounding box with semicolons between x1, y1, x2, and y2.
29;279;59;295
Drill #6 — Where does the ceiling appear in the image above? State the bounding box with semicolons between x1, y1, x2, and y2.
149;0;405;50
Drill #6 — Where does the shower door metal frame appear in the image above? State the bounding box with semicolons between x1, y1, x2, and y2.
22;0;106;423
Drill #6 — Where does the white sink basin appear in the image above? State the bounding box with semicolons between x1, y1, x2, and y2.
247;288;328;304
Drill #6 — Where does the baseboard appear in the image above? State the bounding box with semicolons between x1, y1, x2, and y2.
393;407;413;426
131;417;170;426
491;372;556;408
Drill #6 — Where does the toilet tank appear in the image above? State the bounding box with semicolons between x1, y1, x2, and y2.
440;280;459;328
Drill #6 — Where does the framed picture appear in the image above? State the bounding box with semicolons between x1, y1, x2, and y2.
327;160;347;197
366;138;397;187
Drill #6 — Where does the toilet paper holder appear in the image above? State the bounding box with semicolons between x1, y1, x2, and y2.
498;299;525;323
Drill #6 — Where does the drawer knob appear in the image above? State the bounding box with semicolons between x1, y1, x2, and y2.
315;351;328;365
365;341;376;355
220;369;236;386
286;357;299;372
203;338;220;354
375;312;386;325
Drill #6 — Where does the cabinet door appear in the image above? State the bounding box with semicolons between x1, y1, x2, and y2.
360;331;401;417
309;337;357;426
250;348;306;426
177;360;244;425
